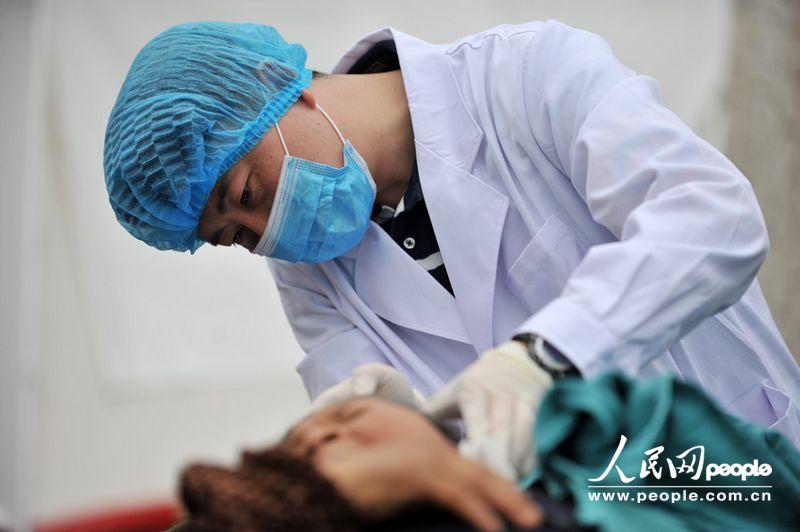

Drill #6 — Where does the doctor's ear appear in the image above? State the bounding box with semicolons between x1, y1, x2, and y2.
298;88;317;110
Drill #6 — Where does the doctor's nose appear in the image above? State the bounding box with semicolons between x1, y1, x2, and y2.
227;208;270;251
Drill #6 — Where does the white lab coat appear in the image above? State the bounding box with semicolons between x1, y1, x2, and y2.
268;20;800;445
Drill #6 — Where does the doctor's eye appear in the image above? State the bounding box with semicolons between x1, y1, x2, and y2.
240;182;251;206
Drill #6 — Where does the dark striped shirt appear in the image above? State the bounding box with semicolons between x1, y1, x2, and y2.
370;163;454;296
350;39;455;297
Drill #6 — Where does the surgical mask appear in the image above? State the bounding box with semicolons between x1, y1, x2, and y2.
252;105;376;262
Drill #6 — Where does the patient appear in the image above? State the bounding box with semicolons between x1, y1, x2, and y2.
175;373;800;531
178;397;549;531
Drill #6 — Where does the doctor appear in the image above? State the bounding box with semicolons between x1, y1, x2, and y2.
104;20;800;480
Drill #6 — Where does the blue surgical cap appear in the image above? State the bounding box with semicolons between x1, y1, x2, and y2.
103;22;312;252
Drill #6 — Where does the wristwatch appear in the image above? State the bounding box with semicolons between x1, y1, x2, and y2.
512;333;580;379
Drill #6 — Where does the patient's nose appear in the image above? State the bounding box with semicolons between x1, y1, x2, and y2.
293;423;342;459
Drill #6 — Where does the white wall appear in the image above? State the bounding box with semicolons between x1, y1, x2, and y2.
1;1;33;529
0;0;733;528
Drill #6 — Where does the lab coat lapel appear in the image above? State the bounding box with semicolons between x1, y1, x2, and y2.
334;26;509;353
416;144;509;354
351;223;471;344
392;26;508;353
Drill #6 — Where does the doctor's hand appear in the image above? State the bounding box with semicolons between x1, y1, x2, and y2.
307;363;424;414
424;341;553;481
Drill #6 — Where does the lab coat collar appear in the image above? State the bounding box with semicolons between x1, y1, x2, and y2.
351;222;471;344
331;27;484;170
335;28;506;353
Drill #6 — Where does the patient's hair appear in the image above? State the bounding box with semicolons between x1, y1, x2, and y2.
178;447;361;532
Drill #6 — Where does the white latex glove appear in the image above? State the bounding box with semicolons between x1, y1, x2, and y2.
424;341;554;481
307;363;425;414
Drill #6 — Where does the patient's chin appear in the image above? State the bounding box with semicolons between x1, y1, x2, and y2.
427;416;463;444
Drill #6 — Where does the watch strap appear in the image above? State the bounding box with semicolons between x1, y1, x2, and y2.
512;333;580;379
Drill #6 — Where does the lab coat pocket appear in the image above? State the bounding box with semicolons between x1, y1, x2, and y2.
504;214;584;314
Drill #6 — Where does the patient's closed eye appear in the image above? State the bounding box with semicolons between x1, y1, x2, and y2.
335;402;368;422
321;431;338;444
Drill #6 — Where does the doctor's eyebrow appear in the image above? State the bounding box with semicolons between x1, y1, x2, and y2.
215;170;232;215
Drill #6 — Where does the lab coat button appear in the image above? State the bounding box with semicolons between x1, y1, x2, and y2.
403;237;416;249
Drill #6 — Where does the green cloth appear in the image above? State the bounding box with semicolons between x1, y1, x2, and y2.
526;373;800;531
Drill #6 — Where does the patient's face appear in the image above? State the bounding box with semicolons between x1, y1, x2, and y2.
280;397;541;530
281;397;464;522
281;396;454;466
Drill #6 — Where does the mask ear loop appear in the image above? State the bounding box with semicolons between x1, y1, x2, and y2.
316;105;346;146
275;121;290;156
273;105;346;161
